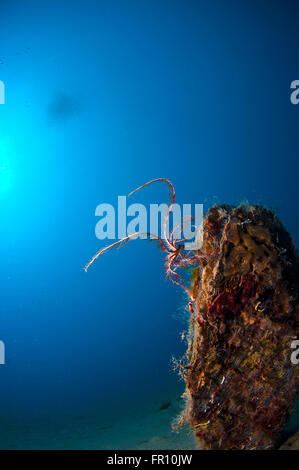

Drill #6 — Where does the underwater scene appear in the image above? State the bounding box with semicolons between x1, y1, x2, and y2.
0;0;299;452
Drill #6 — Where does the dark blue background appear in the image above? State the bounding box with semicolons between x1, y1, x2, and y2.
0;0;298;442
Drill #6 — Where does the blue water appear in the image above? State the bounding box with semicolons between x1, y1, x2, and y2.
0;0;298;449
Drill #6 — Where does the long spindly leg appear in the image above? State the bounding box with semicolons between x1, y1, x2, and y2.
170;215;194;247
165;252;192;296
127;178;176;253
84;232;166;272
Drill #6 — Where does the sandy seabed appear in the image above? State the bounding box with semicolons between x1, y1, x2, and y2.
0;386;197;450
1;385;298;450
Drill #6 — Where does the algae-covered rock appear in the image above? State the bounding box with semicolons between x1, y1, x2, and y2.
176;205;299;450
85;179;299;450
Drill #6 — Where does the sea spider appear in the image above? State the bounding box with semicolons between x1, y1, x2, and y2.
84;178;206;302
